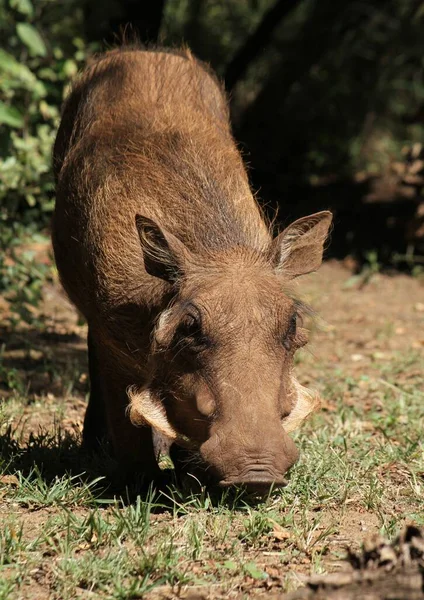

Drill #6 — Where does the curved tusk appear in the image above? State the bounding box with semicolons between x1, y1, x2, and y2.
127;386;195;450
282;380;321;433
128;386;177;439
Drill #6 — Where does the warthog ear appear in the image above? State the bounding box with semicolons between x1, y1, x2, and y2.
270;211;333;278
135;215;191;283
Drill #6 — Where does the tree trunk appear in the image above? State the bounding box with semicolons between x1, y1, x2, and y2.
224;0;301;91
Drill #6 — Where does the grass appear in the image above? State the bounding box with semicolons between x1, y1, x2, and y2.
0;262;423;598
1;348;423;599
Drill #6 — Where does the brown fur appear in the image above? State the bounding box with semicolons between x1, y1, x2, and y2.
52;47;332;487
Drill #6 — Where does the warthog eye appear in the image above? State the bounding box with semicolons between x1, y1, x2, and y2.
175;305;212;355
282;313;297;351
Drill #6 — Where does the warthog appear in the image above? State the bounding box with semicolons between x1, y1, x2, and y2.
52;48;332;490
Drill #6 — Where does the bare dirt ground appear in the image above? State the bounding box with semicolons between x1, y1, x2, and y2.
0;259;423;599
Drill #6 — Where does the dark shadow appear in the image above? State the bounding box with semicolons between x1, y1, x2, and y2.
0;320;266;505
0;424;159;503
0;424;265;507
84;0;165;47
0;324;88;398
253;173;423;270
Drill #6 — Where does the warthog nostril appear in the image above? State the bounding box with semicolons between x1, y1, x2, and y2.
218;469;288;492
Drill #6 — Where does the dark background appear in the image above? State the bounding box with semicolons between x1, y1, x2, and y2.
1;0;424;274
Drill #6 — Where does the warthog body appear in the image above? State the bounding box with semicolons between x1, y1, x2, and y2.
52;48;332;489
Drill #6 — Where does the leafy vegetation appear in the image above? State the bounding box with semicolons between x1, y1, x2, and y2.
0;226;53;327
2;0;424;228
0;0;96;325
0;0;95;226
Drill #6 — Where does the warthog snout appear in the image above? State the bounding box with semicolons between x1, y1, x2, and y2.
218;470;288;492
200;426;299;492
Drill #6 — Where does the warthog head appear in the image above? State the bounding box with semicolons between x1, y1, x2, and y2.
129;211;332;491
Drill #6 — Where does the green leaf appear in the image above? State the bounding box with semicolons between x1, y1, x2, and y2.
62;59;78;78
0;49;35;84
243;562;268;580
223;560;237;571
9;0;34;17
0;102;24;128
25;194;36;207
16;23;47;57
37;67;58;82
